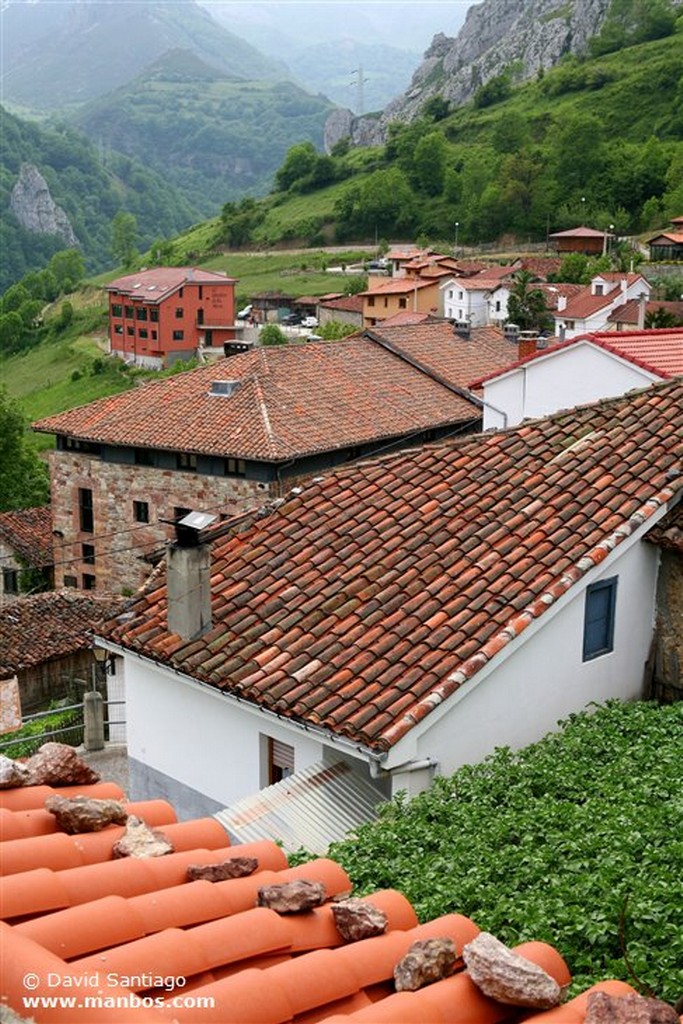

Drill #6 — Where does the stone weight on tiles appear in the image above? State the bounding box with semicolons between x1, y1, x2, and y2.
187;856;258;881
111;815;174;858
585;991;679;1023
463;931;562;1009
393;936;457;991
257;879;326;913
332;897;388;942
26;743;100;786
44;795;128;834
0;755;30;788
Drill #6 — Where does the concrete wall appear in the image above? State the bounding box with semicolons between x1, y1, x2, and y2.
408;539;659;777
482;344;658;429
125;657;326;811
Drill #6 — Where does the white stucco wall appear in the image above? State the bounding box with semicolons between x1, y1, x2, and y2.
125;660;325;808
482;343;658;428
405;538;659;776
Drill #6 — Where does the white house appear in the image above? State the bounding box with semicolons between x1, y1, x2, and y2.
476;328;683;430
100;380;682;846
440;270;513;325
553;272;651;339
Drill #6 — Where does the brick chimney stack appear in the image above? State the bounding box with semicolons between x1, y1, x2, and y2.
518;334;538;360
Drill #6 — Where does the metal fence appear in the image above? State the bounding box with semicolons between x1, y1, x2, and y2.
0;698;126;759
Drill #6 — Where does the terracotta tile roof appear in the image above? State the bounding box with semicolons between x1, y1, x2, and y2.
33;342;482;462
368;322;514;389
648;231;683;244
1;777;660;1023
0;591;126;679
645;501;683;553
559;284;623;320
360;278;434;296
576;329;683;377
607;299;683;325
549;225;608;239
537;283;585;311
515;257;563;280
471;328;683;387
374;311;433;327
103;379;683;754
106;267;236;302
0;505;53;567
319;295;364;314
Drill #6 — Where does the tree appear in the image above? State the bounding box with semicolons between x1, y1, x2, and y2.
47;249;85;292
645;307;682;328
0;388;50;512
259;324;287;347
507;271;552;332
274;142;318;192
111;211;138;267
412;131;448;196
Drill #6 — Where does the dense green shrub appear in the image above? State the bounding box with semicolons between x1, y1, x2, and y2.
329;701;683;1004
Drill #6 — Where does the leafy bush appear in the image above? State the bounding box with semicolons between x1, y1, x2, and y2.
329;701;683;1004
0;703;84;759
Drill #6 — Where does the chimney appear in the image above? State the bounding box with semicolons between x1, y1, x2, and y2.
503;322;519;344
637;292;647;330
557;295;567;312
167;511;217;640
517;331;537;360
453;319;470;339
559;324;566;342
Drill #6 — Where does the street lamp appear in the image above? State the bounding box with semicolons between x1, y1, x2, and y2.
454;221;459;255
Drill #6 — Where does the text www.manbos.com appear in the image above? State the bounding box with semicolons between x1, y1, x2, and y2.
23;994;216;1010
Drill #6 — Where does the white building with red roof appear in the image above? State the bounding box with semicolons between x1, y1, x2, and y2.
553;272;651;339
474;328;683;429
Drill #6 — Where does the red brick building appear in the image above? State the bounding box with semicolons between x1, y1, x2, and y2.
107;267;238;368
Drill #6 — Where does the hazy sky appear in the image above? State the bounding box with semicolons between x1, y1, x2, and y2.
198;0;477;54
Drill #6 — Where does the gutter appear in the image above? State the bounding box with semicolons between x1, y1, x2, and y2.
95;638;389;771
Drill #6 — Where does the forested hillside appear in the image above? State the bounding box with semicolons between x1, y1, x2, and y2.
70;51;336;215
0;108;198;292
215;30;683;251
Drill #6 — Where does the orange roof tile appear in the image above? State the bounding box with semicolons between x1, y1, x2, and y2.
0;505;52;567
106;267;236;302
102;378;683;754
0;775;670;1023
33;341;481;462
0;591;126;679
360;279;434;296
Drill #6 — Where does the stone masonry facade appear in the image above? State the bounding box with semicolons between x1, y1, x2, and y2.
49;452;269;594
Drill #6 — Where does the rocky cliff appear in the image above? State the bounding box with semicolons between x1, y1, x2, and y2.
10;164;80;248
327;0;615;147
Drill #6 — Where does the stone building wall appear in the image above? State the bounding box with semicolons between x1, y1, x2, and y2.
49;451;270;594
645;550;683;703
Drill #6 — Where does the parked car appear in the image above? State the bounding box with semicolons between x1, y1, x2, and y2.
236;304;253;320
281;312;302;325
302;315;318;328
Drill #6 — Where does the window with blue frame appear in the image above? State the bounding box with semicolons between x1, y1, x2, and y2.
583;577;617;661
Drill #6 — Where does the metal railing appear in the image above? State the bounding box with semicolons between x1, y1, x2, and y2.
0;698;126;759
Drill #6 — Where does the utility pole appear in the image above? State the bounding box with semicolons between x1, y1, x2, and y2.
351;66;370;116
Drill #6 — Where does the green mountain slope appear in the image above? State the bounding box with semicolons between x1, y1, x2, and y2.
0;0;287;114
203;31;683;251
69;51;337;216
0;107;198;292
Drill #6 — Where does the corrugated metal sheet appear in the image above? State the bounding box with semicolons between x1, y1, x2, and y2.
215;761;386;855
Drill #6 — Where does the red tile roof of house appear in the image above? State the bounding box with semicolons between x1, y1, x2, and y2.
319;295;364;314
515;257;563;280
607;299;683;325
32;341;484;462
576;329;683;377
369;322;514;388
360;278;434;297
103;379;682;754
373;311;433;327
537;283;585;311
1;776;666;1023
648;232;683;244
557;276;646;321
470;329;683;387
106;267;236;301
549;225;608;239
0;506;52;568
0;591;126;679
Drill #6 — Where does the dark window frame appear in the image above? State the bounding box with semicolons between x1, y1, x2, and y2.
82;543;96;565
583;577;618;661
133;500;150;524
78;487;94;533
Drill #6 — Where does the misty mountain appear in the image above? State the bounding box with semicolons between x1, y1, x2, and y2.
0;0;287;112
70;50;336;215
